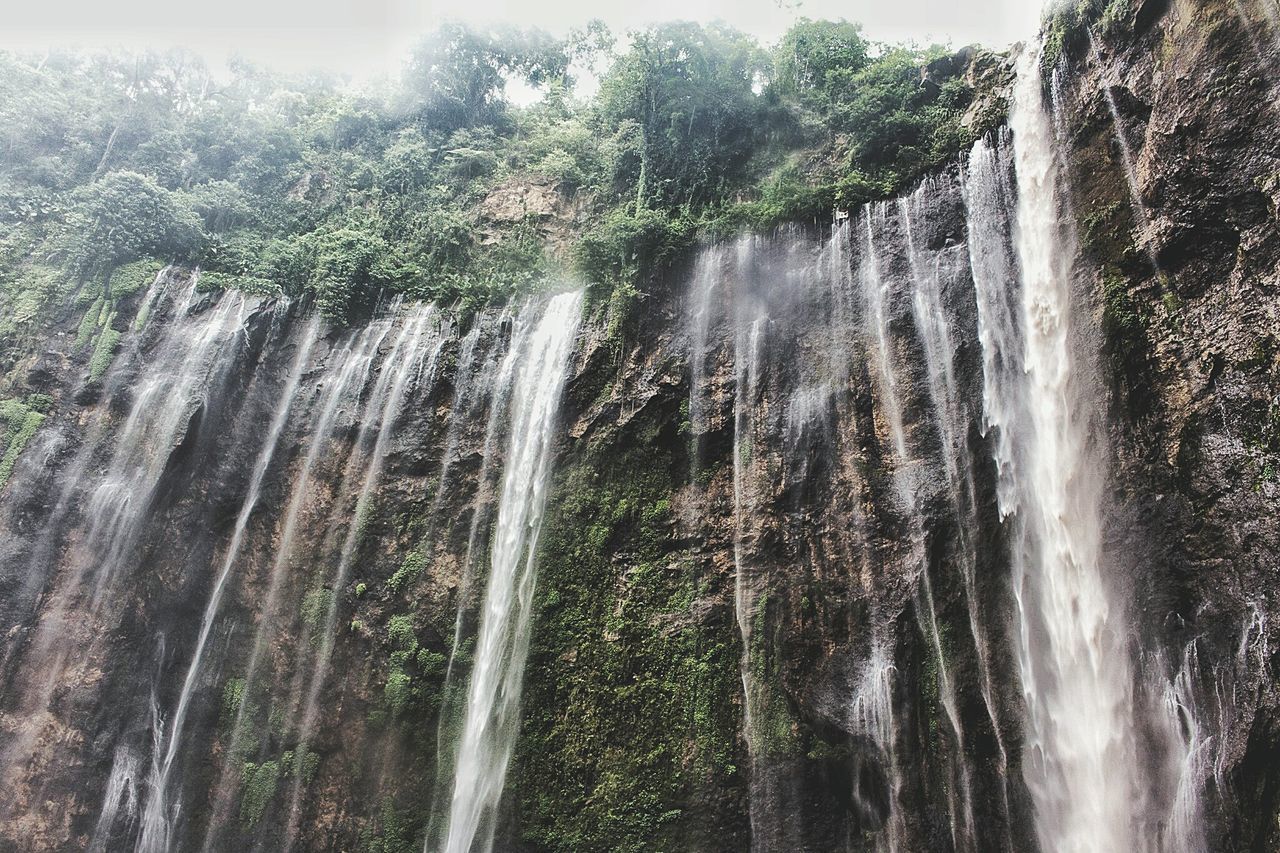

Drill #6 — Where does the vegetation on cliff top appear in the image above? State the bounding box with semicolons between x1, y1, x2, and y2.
0;18;989;339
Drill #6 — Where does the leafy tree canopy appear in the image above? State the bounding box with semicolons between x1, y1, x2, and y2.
0;18;993;336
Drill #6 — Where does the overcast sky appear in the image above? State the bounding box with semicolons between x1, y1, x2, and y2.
3;0;1046;80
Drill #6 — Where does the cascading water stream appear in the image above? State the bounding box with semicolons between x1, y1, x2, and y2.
850;643;902;853
0;276;250;802
859;202;974;851
134;314;323;853
90;745;143;852
991;46;1143;852
280;307;444;850
198;312;400;851
425;310;523;850
440;291;583;853
732;306;768;851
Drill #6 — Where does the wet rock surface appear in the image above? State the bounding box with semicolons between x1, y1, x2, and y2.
0;3;1277;851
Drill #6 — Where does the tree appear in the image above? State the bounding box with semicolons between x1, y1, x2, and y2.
400;22;570;133
63;170;202;278
772;19;870;103
596;22;765;212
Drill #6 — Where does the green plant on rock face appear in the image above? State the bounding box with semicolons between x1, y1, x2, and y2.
221;677;247;722
74;297;105;349
387;551;427;595
1101;267;1145;339
360;797;421;853
281;748;321;786
239;759;281;827
301;587;336;647
108;258;164;299
0;396;48;490
516;437;743;851
387;615;418;652
1042;0;1133;74
384;670;413;718
87;316;121;382
416;648;447;676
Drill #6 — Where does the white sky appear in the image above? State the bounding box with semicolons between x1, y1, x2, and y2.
2;0;1045;81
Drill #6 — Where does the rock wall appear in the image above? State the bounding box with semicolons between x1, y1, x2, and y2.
0;2;1277;851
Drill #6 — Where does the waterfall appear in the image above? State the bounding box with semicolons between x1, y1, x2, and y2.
0;275;250;801
425;309;522;850
90;745;142;852
733;305;769;850
440;290;583;853
198;309;401;850
135;314;323;853
850;643;902;853
859;201;975;851
280;307;445;850
991;45;1141;852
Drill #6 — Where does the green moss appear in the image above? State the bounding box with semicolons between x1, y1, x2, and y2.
1101;267;1146;340
24;393;53;414
747;596;800;757
415;648;446;676
387;615;418;652
239;759;281;827
360;797;422;853
108;258;164;299
221;677;247;721
282;748;320;785
74;296;105;349
197;270;283;297
514;435;742;851
133;289;158;332
301;587;336;648
1042;0;1132;75
0;403;45;490
387;550;428;594
87;312;122;382
384;670;413;718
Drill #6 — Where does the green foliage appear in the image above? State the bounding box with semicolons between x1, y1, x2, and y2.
360;797;422;853
0;20;985;326
239;759;281;827
415;648;446;676
1102;266;1144;334
516;435;741;851
108;258;164;298
282;748;321;786
384;670;413;718
87;314;121;382
63;171;202;278
575;207;696;289
75;297;106;349
596;22;766;212
1043;0;1133;73
387;615;418;652
301;587;336;647
197;270;282;298
222;677;247;721
387;550;428;594
374;612;446;722
773;19;871;102
0;395;47;489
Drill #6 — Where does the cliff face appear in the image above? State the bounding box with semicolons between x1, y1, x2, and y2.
1051;0;1280;848
0;2;1277;852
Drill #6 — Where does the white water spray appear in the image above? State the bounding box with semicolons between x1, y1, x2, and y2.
134;315;322;853
1001;46;1141;852
441;291;583;853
